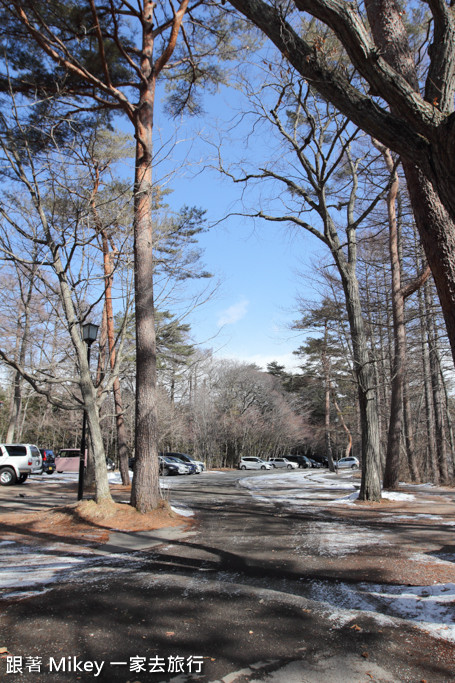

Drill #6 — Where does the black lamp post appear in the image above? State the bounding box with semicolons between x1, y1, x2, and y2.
77;322;99;501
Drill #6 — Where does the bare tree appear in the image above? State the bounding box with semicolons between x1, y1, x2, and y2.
0;0;236;511
0;120;132;503
220;82;388;499
226;0;455;376
372;143;430;487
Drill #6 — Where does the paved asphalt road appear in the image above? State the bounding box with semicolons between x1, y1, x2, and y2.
1;470;455;682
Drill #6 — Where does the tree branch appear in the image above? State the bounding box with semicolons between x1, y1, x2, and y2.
226;0;437;160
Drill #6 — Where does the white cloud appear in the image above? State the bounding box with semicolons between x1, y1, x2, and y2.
217;298;249;327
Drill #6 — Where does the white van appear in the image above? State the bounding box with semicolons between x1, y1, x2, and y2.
0;443;42;485
238;457;272;470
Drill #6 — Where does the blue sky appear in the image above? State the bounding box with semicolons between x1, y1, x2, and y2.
149;85;325;372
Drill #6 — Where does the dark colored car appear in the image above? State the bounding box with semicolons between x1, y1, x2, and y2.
39;449;55;475
165;455;197;474
161;452;205;473
160;456;189;475
284;454;312;469
129;456;185;476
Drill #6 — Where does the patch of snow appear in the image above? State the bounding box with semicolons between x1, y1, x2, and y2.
239;472;358;510
108;471;131;484
309;579;455;642
360;581;455;642
293;521;387;557
327;491;360;505
171;505;194;517
382;491;416;501
392;514;443;520
0;541;92;591
411;552;455;565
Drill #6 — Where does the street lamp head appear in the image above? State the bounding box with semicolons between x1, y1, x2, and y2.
82;322;99;344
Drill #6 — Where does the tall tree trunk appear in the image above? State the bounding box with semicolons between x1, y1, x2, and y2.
337;262;382;500
402;374;419;481
129;0;189;512
439;362;455;477
332;390;352;459
6;266;36;442
374;142;430;486
424;277;449;484
80;360;111;503
373;144;405;489
102;234;130;486
364;269;386;458
130;62;160;512
321;324;334;470
418;283;439;482
6;366;22;442
226;0;455;374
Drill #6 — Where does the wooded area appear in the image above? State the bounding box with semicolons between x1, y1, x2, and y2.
0;0;454;509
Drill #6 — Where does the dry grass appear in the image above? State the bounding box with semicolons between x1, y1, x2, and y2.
1;496;190;546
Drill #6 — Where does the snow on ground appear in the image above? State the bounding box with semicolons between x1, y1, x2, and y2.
1;469;454;645
238;470;358;508
293;520;388;557
239;469;455;643
308;579;455;642
0;539;93;597
170;504;194;517
238;470;417;507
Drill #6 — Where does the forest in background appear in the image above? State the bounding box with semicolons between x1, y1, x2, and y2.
0;1;454;508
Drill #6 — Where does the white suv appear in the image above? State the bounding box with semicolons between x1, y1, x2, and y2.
268;457;298;470
238;457;272;470
0;443;42;485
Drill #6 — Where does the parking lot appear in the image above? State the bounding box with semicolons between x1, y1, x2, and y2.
1;469;455;682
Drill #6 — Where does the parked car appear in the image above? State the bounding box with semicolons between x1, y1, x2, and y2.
164;455;197;474
268;457;298;470
128;456;186;476
284;454;312;469
336;456;360;469
238;457;272;470
161;455;189;475
0;443;42;486
162;452;205;473
309;458;322;468
39;448;55;475
55;448;84;473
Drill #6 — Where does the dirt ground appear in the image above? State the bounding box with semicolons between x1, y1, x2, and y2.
1;472;455;682
0;481;191;546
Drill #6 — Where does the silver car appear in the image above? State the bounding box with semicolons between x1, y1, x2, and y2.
268;457;298;470
336;456;360;469
0;443;42;485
